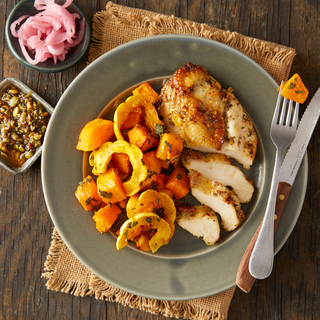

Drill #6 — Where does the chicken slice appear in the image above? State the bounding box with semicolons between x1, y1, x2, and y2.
157;62;257;169
189;170;245;232
181;149;254;203
176;205;220;245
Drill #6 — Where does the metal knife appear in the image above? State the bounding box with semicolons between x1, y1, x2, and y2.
236;88;320;293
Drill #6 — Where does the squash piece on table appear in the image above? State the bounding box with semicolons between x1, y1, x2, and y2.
76;118;114;151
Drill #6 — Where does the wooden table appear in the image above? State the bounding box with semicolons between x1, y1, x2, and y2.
1;0;319;319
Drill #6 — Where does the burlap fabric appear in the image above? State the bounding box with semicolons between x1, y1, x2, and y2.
42;2;296;319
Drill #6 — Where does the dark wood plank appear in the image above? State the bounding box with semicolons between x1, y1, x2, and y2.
0;0;319;319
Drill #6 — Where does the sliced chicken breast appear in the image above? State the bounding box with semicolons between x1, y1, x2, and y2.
176;205;220;245
157;63;257;169
189;170;245;231
181;149;254;203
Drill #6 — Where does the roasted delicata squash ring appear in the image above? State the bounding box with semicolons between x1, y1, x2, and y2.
113;95;165;140
116;212;171;253
126;190;176;242
90;140;147;196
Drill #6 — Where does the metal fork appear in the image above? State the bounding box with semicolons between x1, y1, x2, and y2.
249;83;300;279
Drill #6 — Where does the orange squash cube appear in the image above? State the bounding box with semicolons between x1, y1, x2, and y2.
143;151;161;174
127;125;158;152
280;73;309;104
76;118;114;151
75;175;106;211
97;168;127;204
112;153;132;173
156;133;184;163
93;204;122;233
132;82;159;104
165;166;190;199
121;112;144;131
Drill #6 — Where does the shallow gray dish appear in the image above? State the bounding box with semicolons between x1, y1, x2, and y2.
5;0;91;73
0;78;54;174
42;35;308;300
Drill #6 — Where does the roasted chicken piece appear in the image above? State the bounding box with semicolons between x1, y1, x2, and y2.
181;149;254;203
176;205;220;245
189;170;245;231
157;63;257;169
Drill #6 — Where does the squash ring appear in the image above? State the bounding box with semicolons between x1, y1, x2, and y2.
116;212;171;253
113;95;164;140
126;189;176;243
90;140;147;196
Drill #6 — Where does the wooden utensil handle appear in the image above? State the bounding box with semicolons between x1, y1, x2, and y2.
236;182;292;293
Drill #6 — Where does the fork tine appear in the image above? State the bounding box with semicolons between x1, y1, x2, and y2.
279;97;287;125
292;102;300;128
273;81;284;124
285;99;293;126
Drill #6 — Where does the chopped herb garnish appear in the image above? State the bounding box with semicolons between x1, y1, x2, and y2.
145;217;152;223
295;90;305;94
164;140;173;153
99;190;113;199
176;174;182;180
85;197;99;205
288;82;296;89
155;124;164;135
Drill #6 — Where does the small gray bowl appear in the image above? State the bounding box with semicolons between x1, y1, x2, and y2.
5;0;91;73
0;78;54;174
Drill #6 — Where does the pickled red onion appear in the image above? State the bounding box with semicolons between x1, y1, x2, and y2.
10;0;85;65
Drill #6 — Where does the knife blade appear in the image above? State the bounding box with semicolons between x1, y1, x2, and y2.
236;87;320;293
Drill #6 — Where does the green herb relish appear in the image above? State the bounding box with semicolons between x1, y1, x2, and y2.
0;86;50;168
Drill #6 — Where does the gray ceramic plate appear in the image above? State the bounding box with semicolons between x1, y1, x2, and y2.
42;35;307;300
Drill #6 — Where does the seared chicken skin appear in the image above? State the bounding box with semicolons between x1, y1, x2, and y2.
181;149;254;203
189;170;245;232
157;63;257;169
176;205;220;245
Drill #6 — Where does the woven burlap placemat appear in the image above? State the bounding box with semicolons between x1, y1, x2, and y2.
42;2;296;320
